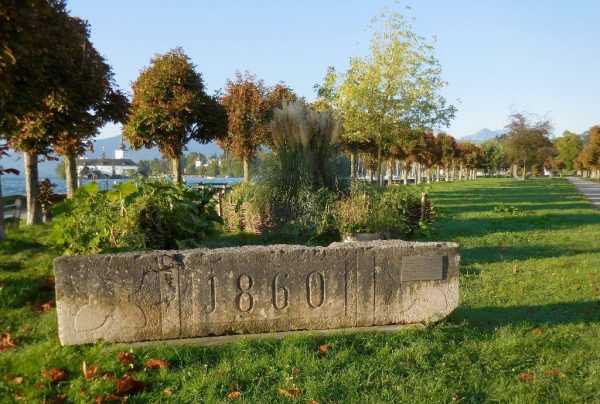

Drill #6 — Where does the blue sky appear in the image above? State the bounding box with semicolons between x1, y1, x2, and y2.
68;0;600;139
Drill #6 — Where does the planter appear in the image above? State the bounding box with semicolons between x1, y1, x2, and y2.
342;232;387;242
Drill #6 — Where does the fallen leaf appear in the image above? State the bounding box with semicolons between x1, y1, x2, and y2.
101;373;114;380
3;373;14;381
217;371;228;377
532;327;542;336
307;400;319;404
450;391;460;401
115;374;145;396
146;358;170;370
276;387;302;397
227;391;242;399
41;368;67;383
545;368;566;378
0;332;17;351
519;372;536;382
117;352;134;365
104;393;121;402
230;383;239;391
82;361;98;380
35;381;45;389
14;392;25;401
95;395;103;404
38;300;55;312
318;344;329;358
14;376;25;384
163;388;173;397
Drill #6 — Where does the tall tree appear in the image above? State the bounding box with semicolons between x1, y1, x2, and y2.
123;48;226;183
1;1;112;223
481;138;508;177
321;11;455;185
437;133;458;181
505;113;553;179
576;126;600;178
555;131;583;172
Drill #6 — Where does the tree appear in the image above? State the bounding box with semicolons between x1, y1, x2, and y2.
555;131;583;172
576;126;600;178
219;73;297;182
437;133;458;181
458;142;484;180
505;113;553;179
481;138;508;176
320;10;455;185
123;48;227;183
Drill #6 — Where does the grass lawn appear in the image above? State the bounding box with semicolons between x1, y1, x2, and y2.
1;178;599;402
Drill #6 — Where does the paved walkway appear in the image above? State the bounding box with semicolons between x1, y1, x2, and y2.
568;177;600;210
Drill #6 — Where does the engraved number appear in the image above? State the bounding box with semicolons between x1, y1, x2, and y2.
306;271;325;308
236;274;254;312
272;272;289;310
204;274;216;314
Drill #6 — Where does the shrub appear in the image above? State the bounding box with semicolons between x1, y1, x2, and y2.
49;180;222;255
336;183;430;238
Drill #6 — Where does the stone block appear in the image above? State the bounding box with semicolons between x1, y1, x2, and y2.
54;240;460;345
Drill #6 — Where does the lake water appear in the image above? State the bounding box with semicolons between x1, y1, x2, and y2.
1;176;243;196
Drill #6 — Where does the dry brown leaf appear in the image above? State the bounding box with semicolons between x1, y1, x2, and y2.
14;392;26;401
230;383;239;392
3;373;14;382
95;395;104;404
227;391;242;399
14;376;24;385
318;344;329;358
35;381;45;390
450;391;460;401
115;374;145;396
545;368;566;378
163;388;173;397
532;327;542;336
276;387;302;397
101;372;114;380
307;400;319;404
117;352;134;365
146;358;170;371
38;300;55;312
0;332;17;352
519;372;536;382
82;361;99;380
217;370;228;377
41;368;67;383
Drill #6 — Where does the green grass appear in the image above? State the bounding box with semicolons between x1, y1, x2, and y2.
1;178;600;402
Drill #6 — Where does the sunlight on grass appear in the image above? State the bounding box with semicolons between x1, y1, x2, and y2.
1;178;599;402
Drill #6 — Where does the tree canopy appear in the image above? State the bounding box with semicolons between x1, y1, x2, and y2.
123;47;226;183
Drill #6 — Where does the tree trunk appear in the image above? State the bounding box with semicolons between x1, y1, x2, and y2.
376;142;383;186
416;163;421;184
444;165;449;181
243;156;251;183
387;159;393;186
366;167;373;184
403;164;408;185
0;173;4;241
522;163;526;180
172;155;183;184
512;164;519;179
65;154;78;198
350;152;356;181
458;163;463;181
24;151;42;225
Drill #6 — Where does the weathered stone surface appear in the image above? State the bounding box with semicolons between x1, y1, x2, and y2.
54;241;460;345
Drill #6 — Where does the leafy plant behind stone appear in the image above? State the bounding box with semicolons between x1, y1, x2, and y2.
49;180;222;255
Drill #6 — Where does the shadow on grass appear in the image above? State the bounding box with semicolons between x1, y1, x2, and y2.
0;276;55;309
458;244;595;268
450;300;600;328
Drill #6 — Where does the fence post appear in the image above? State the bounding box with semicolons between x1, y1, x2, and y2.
13;197;22;228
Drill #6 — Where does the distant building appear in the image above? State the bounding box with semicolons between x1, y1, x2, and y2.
76;139;137;178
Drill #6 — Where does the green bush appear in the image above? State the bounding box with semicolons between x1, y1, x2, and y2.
49;180;222;255
336;183;426;237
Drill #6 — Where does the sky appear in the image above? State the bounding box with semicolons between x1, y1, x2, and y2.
68;0;600;139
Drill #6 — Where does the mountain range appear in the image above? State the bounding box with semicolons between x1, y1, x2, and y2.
458;128;503;144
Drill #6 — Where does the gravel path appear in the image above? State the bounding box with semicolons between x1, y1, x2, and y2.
568;177;600;210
